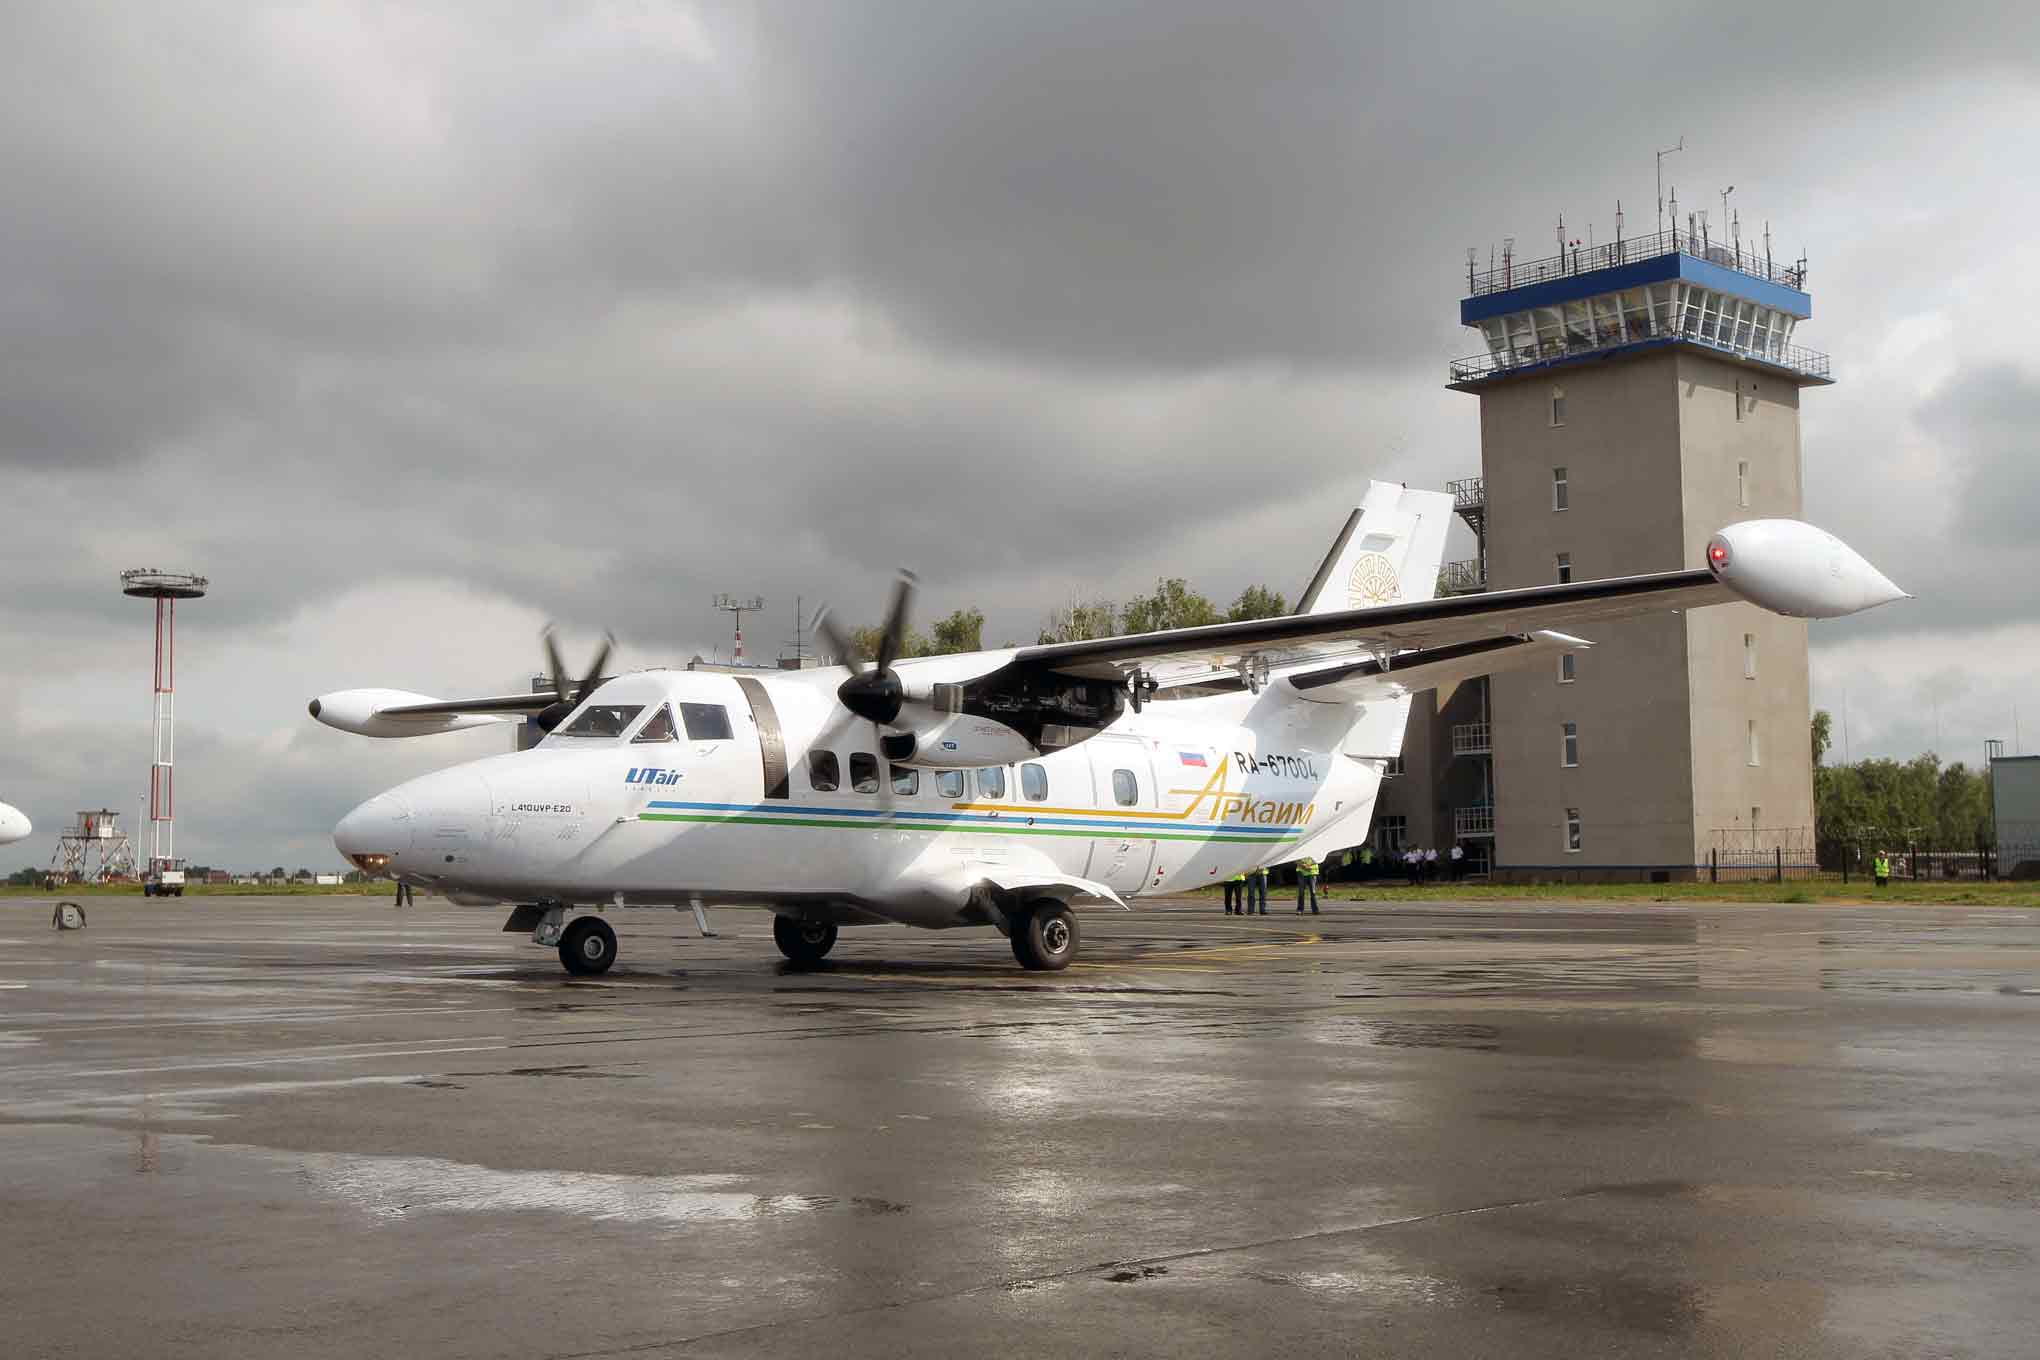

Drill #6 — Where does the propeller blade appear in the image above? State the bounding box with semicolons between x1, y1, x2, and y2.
577;633;615;704
812;606;863;672
874;570;918;672
874;724;896;830
542;626;570;703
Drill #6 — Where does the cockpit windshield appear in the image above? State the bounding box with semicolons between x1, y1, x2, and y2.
631;705;678;743
555;704;645;739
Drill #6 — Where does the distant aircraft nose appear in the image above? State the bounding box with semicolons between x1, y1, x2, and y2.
334;790;414;876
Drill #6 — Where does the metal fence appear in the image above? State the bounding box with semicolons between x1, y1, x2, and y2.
1468;227;1808;297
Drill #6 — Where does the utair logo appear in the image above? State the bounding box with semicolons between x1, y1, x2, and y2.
625;767;683;786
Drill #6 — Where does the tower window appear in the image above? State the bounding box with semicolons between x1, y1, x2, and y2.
1565;808;1583;853
1552;466;1569;511
1559;651;1576;684
1550;387;1567;426
1747;720;1761;767
1556;552;1572;584
1562;721;1579;767
1743;633;1756;679
1738;460;1751;508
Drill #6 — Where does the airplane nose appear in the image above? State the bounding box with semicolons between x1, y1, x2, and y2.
334;791;413;876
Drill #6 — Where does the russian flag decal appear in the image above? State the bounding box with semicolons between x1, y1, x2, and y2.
1178;751;1207;767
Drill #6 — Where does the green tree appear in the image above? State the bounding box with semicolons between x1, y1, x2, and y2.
1038;596;1118;644
847;623;928;662
1226;585;1289;622
1121;578;1221;635
924;608;985;655
1811;709;1832;767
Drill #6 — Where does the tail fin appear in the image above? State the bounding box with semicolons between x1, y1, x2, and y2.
1293;482;1456;762
1295;481;1454;615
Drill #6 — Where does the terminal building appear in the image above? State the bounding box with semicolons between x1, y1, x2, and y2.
1378;220;1832;879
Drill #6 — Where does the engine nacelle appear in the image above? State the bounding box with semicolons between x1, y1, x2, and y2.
882;713;1042;768
309;689;510;739
1707;520;1908;619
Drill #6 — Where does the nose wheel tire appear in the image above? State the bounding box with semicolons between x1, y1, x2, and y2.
773;915;838;964
558;916;618;976
1012;901;1079;972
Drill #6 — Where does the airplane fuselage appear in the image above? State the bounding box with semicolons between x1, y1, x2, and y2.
336;666;1382;928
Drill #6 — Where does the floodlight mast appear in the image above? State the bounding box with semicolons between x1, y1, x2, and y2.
120;570;208;879
713;593;766;664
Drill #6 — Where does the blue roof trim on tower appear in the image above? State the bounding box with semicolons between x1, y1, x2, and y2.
1461;252;1811;326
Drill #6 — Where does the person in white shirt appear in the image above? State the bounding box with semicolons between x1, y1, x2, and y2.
1449;843;1465;882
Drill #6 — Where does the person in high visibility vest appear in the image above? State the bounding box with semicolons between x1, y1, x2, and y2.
1295;856;1321;914
1873;851;1891;888
1223;871;1246;915
1246;866;1269;915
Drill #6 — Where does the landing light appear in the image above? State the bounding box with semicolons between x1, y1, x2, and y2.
348;852;393;875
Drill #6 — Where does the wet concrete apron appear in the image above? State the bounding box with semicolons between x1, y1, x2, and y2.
3;896;2037;1358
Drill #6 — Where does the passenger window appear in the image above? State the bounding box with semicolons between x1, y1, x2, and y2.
1112;769;1138;806
631;705;678;743
977;766;1007;799
850;754;880;793
557;704;644;738
807;751;839;792
891;764;920;796
1021;763;1048;801
679;703;733;741
936;770;965;799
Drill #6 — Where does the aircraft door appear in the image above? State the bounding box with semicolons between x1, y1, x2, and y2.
1084;738;1158;894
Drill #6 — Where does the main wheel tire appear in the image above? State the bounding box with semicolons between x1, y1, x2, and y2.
1021;902;1079;972
1010;924;1038;968
558;916;618;976
773;915;838;964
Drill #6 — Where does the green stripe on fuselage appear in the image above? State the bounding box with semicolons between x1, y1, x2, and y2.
635;812;1298;843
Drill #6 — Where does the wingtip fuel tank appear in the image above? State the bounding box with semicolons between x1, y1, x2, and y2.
1706;520;1908;619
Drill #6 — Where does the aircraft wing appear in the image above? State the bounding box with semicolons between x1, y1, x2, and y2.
1017;569;1733;685
309;688;557;737
1016;516;1906;688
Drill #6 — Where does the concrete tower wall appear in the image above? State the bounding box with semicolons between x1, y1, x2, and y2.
1478;349;1815;872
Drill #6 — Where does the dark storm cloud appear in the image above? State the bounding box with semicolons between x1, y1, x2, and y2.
3;1;2038;864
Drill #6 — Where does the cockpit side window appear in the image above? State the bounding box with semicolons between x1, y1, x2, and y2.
631;705;678;743
807;751;839;792
557;704;645;738
679;703;734;741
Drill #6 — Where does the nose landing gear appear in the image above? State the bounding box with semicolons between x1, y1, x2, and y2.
558;915;617;976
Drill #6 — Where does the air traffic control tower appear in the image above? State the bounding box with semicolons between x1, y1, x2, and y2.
1446;222;1831;877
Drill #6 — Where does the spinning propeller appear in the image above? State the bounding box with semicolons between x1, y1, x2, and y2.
533;627;615;732
813;570;918;826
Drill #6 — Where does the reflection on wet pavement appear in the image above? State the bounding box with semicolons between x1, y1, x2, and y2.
3;894;2038;1358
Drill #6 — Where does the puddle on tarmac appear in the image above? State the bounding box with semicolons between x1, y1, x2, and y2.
297;1152;845;1226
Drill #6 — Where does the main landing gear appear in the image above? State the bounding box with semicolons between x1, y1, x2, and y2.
1009;900;1079;972
773;915;838;965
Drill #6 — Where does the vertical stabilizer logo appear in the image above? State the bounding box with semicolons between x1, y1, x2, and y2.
1346;553;1400;606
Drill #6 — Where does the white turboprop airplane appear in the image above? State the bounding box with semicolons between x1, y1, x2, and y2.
315;484;1904;976
0;802;30;847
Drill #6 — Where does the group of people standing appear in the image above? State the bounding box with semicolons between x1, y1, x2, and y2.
1400;844;1465;884
1224;855;1323;916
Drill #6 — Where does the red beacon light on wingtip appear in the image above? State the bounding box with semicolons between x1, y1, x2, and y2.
1707;540;1731;570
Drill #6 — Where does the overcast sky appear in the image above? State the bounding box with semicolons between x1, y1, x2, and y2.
4;1;2037;873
